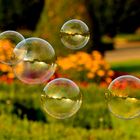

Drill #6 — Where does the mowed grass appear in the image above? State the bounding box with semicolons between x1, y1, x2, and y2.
110;59;140;75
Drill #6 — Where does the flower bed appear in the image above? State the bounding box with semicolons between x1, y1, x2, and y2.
57;51;114;86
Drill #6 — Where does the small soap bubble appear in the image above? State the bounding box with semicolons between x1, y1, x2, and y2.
106;75;140;119
13;37;57;84
60;19;90;50
0;30;25;65
41;78;82;119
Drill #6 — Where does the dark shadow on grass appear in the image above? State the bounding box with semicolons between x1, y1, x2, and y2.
112;65;140;73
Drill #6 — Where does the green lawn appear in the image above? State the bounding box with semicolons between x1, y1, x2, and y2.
110;59;140;75
0;82;140;140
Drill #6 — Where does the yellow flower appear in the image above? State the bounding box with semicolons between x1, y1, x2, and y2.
0;40;17;82
0;64;9;72
77;54;91;65
68;55;77;62
90;65;99;73
0;39;14;63
104;63;110;69
84;60;93;70
105;77;112;84
7;72;15;79
87;72;94;79
92;51;102;60
107;70;114;76
97;70;105;77
56;50;113;84
0;55;5;62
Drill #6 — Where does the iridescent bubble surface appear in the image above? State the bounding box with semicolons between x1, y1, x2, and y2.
13;37;57;84
0;30;25;65
41;78;82;119
106;75;140;119
60;19;90;50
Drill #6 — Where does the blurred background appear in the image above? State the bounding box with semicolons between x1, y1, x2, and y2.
0;0;140;139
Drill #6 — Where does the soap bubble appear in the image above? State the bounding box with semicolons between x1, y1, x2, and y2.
13;37;57;84
60;19;90;50
0;30;25;65
106;75;140;119
41;78;82;119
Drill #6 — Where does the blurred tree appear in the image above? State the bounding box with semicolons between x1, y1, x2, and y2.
36;0;140;55
87;0;140;54
0;0;139;54
0;0;44;30
36;0;92;56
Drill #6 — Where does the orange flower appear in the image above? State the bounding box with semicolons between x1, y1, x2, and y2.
92;51;102;60
7;72;15;79
0;64;9;72
57;50;113;84
0;40;15;83
97;70;105;77
107;70;114;76
105;77;112;84
87;72;94;79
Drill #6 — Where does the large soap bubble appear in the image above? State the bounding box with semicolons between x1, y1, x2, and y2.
13;37;57;84
41;78;82;119
0;30;25;65
106;75;140;119
60;19;90;50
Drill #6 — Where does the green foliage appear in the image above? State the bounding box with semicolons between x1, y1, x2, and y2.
0;82;112;129
0;82;47;121
0;0;139;54
88;0;140;34
0;0;44;30
72;85;112;129
0;114;89;140
1;82;140;139
73;104;112;129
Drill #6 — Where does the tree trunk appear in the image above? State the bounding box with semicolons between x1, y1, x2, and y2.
85;0;114;56
35;0;93;56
